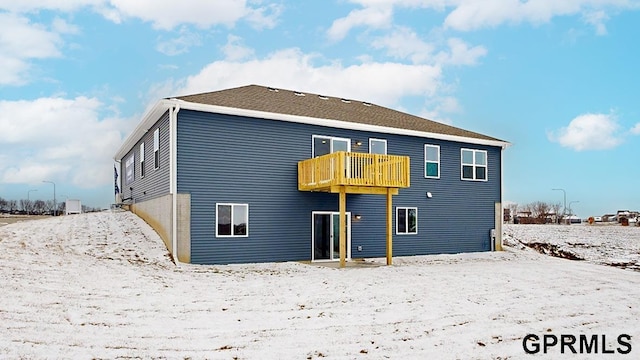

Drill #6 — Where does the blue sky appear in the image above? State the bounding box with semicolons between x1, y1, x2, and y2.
1;0;639;217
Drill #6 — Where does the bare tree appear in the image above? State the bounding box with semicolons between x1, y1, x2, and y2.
507;203;519;222
550;202;562;224
33;200;47;215
8;200;17;212
0;197;7;212
531;201;550;221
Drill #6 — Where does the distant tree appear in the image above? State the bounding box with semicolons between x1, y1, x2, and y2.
550;202;562;224
19;199;33;213
0;197;7;212
507;203;519;222
33;200;47;215
531;201;550;221
8;200;17;212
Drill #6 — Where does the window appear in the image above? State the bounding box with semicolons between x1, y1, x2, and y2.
153;128;160;169
312;135;350;157
216;203;249;237
139;143;145;178
424;144;440;178
369;138;387;155
461;148;487;181
396;207;417;235
125;154;135;185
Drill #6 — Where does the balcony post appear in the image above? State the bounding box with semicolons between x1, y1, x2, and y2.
386;187;393;265
339;185;346;268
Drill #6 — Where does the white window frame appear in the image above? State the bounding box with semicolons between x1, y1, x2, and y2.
424;144;440;179
153;128;160;170
125;154;135;185
311;135;351;157
396;207;418;235
139;142;145;178
369;138;387;155
461;148;488;182
216;203;249;238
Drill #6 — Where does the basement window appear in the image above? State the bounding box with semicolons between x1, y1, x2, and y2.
461;148;487;181
396;207;417;235
216;203;249;237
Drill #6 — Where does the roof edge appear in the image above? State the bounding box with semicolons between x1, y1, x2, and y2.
172;99;511;148
114;99;174;161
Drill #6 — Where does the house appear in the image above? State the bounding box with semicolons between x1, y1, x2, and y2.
113;85;510;266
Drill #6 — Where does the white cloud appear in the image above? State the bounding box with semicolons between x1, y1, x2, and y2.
173;48;442;109
371;26;434;63
327;5;393;41
0;97;133;188
548;113;623;151
221;35;255;61
51;17;80;35
331;0;637;36
106;0;276;30
443;0;636;33
631;123;640;135
0;13;63;85
0;0;102;12
436;38;487;66
583;10;610;35
1;0;281;30
156;27;202;56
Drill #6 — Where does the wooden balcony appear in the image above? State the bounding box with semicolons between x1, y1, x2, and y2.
298;151;410;194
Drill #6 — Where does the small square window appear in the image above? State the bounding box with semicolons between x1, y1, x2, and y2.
461;148;487;181
396;207;418;235
216;203;249;237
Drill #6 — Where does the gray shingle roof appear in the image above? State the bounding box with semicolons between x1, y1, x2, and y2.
174;84;504;143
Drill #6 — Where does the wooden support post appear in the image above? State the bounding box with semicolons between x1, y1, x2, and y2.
339;186;347;268
386;187;393;265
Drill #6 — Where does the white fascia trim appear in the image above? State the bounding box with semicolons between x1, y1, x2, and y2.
171;99;511;148
114;99;175;161
115;98;511;161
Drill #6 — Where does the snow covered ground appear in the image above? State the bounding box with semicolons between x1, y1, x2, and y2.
1;212;639;359
504;223;640;271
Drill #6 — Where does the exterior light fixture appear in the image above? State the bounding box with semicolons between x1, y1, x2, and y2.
354;214;362;220
426;192;433;198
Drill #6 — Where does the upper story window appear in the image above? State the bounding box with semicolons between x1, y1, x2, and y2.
139;142;145;178
424;144;440;179
153;128;160;169
312;135;350;157
369;138;387;155
396;207;417;235
125;154;135;185
216;203;249;237
461;148;487;181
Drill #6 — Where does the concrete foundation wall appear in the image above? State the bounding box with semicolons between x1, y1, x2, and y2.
130;194;191;263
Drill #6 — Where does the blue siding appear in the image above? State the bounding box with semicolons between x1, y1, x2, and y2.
119;111;170;203
177;109;502;264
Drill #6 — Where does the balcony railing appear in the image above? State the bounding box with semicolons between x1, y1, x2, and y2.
298;151;410;192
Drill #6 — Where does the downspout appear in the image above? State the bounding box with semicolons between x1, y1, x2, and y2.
497;144;506;251
170;103;181;263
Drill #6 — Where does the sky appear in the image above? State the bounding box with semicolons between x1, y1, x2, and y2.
0;0;639;216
